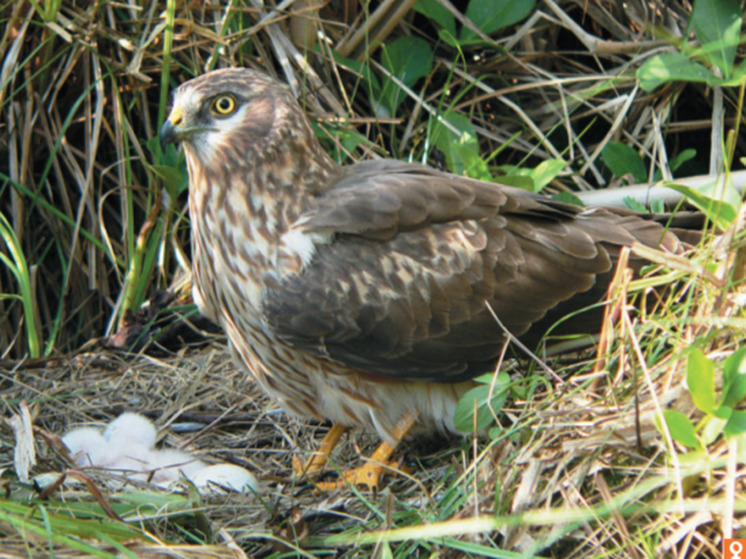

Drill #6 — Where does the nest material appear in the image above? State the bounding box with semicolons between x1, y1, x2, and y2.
1;0;744;556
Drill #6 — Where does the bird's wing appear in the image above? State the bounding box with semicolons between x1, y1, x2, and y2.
293;160;581;239
263;161;678;382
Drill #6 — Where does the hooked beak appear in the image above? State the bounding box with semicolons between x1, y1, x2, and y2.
160;104;184;152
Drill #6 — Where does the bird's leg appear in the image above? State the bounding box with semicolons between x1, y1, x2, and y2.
292;423;347;478
315;411;418;492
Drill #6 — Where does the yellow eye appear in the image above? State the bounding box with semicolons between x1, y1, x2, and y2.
210;94;237;116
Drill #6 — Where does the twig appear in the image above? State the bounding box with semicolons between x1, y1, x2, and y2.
575;169;746;208
335;0;421;60
578;85;639;177
484;302;563;384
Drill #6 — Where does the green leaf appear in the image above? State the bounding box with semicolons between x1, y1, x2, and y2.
623;197;649;213
665;177;740;230
691;0;742;77
722;348;746;407
383;36;433;87
687;349;718;414
662;410;701;449
700;414;728;445
379;36;433;115
637;52;714;92
0;212;40;358
437;29;461;47
148;164;185;195
469;372;495;385
529;158;566;193
496;160;564;192
669;148;697;174
724;410;746;438
454;372;510;432
493;173;535;190
601;141;647;183
413;0;456;37
552;191;585;207
431;111;491;180
461;0;535;43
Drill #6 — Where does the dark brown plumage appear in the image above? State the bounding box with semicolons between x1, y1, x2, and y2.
160;68;692;486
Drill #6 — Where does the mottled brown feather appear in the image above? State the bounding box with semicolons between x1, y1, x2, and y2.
161;68;698;439
263;162;688;381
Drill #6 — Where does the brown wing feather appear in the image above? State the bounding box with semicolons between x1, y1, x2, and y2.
263;161;686;382
299;160;579;238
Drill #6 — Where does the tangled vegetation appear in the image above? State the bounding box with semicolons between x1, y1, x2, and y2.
1;0;745;557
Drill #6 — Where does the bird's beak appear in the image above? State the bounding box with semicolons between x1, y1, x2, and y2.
160;104;184;152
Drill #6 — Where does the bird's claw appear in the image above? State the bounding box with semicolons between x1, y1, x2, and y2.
313;458;408;492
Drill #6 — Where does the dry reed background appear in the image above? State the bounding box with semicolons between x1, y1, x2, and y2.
1;0;745;557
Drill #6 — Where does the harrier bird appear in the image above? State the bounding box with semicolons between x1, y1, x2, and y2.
160;68;692;489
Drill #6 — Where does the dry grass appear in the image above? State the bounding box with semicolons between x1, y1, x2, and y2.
1;0;745;557
2;292;742;558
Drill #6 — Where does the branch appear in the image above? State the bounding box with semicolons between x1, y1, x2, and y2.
575;170;746;208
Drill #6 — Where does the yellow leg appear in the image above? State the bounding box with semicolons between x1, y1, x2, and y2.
316;411;418;492
292;423;347;478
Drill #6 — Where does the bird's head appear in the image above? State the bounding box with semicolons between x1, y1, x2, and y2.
160;68;306;166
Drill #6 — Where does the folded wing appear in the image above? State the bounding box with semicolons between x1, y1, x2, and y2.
263;161;683;382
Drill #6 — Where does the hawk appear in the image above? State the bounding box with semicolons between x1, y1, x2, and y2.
160;68;692;489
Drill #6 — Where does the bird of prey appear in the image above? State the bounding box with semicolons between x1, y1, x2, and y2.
160;68;692;489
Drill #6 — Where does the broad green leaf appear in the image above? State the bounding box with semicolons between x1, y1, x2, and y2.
413;0;456;37
496;160;566;192
469;372;495;384
669;148;697;174
493;173;535;190
662;410;700;449
637;52;714;92
623;196;649;213
666;177;739;230
692;176;741;209
431;111;491;179
691;0;742;77
552;191;585;207
454;372;510;432
461;0;535;43
687;349;718;414
496;165;536;188
381;36;433;87
380;36;433;115
722;348;746;407
601;141;647;183
724;410;746;438
530;158;566;193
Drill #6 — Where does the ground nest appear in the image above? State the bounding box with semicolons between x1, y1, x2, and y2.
1;334;736;557
1;0;745;556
